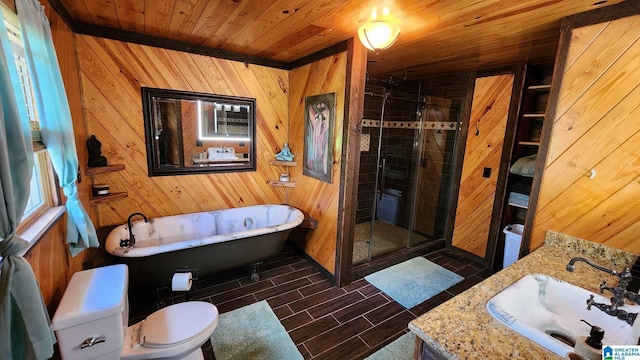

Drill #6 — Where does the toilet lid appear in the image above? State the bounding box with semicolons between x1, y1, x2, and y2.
140;301;218;348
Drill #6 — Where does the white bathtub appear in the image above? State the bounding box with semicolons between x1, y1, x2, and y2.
105;204;304;290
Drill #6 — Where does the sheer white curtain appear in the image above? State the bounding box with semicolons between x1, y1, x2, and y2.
16;0;98;256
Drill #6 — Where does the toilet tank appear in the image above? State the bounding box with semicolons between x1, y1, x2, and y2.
52;264;129;360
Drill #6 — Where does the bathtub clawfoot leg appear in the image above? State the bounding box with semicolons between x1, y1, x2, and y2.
250;262;263;281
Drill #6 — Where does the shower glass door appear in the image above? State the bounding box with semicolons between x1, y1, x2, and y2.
407;97;457;246
353;88;423;264
353;89;458;266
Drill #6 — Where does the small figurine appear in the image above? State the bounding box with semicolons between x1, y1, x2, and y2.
87;135;108;167
275;142;294;161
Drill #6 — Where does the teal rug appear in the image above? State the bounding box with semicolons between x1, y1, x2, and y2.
365;332;415;360
210;300;303;360
365;257;464;308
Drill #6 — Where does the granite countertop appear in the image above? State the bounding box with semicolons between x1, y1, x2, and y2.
408;231;638;359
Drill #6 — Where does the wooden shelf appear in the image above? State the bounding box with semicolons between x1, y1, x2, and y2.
268;180;296;188
90;191;128;205
269;160;296;188
86;164;127;204
269;160;297;167
528;84;551;91
501;64;553;263
85;164;125;175
508;202;528;210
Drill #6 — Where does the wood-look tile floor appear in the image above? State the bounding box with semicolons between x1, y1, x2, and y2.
129;245;495;360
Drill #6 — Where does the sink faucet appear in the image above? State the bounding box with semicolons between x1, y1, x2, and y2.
566;257;638;325
120;212;148;248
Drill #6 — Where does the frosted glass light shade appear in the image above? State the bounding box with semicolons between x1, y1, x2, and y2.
358;20;400;51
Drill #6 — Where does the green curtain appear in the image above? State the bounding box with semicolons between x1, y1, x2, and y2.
16;0;98;256
0;6;55;359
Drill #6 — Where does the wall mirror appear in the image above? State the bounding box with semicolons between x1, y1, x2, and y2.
142;87;256;176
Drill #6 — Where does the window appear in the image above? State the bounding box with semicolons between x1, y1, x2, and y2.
2;4;58;231
19;150;58;230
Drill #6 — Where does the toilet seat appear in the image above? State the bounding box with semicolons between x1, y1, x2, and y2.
121;301;219;360
141;301;217;348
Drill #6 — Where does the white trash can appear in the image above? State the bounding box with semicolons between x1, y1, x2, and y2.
503;224;524;268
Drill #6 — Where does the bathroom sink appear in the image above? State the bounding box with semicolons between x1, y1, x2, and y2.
486;273;638;357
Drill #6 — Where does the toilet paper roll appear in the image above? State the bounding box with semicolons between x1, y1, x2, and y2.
171;272;192;291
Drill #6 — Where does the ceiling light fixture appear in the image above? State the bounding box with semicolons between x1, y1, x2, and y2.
357;7;401;52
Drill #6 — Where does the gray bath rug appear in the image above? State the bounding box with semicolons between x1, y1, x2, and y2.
365;257;464;308
210;300;303;360
365;332;415;360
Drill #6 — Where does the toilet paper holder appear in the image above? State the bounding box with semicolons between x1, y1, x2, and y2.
169;267;200;293
173;267;199;281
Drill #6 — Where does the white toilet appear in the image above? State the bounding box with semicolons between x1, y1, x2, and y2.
52;264;219;360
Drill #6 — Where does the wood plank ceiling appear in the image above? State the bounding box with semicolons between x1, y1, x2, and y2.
51;0;626;79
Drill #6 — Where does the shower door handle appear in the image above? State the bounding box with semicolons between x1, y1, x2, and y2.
379;158;386;200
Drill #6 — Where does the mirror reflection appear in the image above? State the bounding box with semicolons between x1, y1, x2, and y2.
142;88;256;176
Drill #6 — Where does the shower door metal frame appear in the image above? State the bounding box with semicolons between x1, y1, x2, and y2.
406;104;427;248
367;92;386;262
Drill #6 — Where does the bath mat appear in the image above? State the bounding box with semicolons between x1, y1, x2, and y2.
365;332;415;360
210;300;303;360
365;257;464;308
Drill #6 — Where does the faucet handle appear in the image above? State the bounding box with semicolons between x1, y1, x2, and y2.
120;237;135;248
599;280;606;293
619;268;633;286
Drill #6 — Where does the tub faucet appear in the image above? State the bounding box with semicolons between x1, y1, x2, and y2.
120;212;148;248
566;257;638;325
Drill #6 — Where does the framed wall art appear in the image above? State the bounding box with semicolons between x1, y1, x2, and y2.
303;93;335;183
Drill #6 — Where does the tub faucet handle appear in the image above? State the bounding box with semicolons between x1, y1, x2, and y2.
120;238;134;248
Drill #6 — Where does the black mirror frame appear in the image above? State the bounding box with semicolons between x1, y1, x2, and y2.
142;87;257;177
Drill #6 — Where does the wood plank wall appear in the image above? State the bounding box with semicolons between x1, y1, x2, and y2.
451;74;514;258
288;53;347;274
531;13;640;252
0;0;14;12
75;36;290;226
24;221;69;316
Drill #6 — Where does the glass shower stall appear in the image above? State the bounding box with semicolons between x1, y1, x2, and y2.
353;82;460;266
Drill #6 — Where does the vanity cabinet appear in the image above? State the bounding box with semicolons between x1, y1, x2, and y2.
85;164;128;205
414;339;446;360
